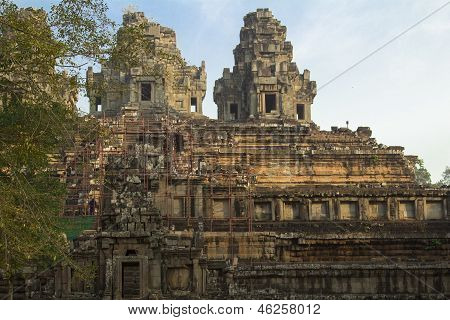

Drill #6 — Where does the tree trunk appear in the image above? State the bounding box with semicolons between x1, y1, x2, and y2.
7;276;13;300
4;233;13;299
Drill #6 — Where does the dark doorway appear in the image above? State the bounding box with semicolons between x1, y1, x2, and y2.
265;94;276;113
270;64;276;76
122;262;140;299
174;134;184;152
230;103;238;120
296;104;305;120
95;97;102;112
141;82;152;101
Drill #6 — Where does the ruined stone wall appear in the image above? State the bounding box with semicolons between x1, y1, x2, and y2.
202;221;449;261
95;152;165;299
97;112;448;226
60;149;207;300
191;223;449;299
169;120;416;186
221;264;449;299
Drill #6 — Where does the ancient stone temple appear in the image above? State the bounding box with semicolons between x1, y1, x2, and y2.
6;9;447;300
214;9;317;122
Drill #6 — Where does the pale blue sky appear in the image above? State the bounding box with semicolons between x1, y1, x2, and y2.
17;0;450;181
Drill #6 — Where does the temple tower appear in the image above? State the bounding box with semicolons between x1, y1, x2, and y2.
214;9;316;122
87;12;207;116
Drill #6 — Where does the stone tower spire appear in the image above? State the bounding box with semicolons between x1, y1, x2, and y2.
87;12;206;116
214;8;316;122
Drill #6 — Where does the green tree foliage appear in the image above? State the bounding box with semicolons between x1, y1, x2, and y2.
437;166;450;186
0;0;132;299
414;158;432;186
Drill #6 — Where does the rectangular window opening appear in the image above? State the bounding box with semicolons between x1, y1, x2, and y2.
296;104;305;120
270;64;276;76
190;196;196;218
190;97;197;113
311;202;329;220
255;201;272;221
152;136;159;148
230;103;238;120
341;201;359;220
265;94;276;113
141;82;152;101
370;201;387;219
426;201;444;220
213;199;231;218
174;134;184;153
284;202;308;220
400;201;416;219
172;197;185;218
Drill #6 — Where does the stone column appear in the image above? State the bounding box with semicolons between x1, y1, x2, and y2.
60;263;71;298
149;253;162;291
386;198;392;220
307;199;312;220
334;199;341;220
360;198;369;220
103;258;113;299
192;258;201;294
250;91;257;117
417;198;425;220
445;195;449;220
200;258;207;295
161;259;167;294
390;198;398;220
275;199;283;221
